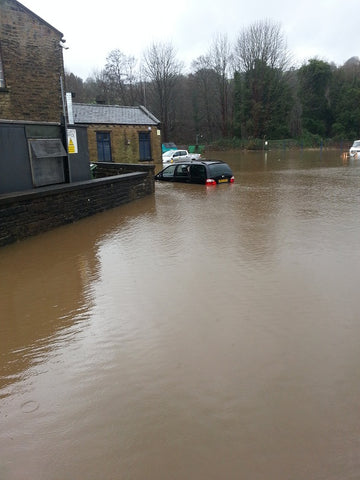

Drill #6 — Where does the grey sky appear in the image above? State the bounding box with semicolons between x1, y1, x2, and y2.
21;0;359;79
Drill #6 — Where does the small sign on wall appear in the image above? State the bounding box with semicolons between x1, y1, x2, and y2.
67;129;78;154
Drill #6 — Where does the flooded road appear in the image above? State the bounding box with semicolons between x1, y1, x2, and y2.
1;150;360;480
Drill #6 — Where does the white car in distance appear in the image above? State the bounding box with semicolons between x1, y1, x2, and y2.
349;140;360;158
162;149;202;164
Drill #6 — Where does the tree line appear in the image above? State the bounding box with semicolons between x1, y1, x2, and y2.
65;20;360;147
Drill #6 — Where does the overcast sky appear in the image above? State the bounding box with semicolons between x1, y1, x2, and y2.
21;0;359;79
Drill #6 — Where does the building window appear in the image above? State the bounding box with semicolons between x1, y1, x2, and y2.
0;50;5;88
96;132;112;162
138;131;152;161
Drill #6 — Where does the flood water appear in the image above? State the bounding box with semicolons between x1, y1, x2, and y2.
1;149;360;480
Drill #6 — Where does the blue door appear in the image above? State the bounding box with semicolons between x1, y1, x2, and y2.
96;132;112;161
139;132;151;161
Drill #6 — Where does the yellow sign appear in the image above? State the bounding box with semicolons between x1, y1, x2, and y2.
68;138;75;153
67;129;78;154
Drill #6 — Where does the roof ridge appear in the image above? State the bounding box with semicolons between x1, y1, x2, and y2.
72;103;160;125
73;103;140;109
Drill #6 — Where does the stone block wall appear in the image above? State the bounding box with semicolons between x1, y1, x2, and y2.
92;162;155;178
0;164;155;247
0;0;64;122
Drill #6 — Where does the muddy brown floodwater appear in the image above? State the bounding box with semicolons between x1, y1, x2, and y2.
1;150;360;480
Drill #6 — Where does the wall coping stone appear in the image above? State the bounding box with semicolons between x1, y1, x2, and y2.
0;172;148;205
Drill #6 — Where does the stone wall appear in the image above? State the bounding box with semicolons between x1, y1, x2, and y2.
92;162;155;178
0;0;64;122
0;164;155;247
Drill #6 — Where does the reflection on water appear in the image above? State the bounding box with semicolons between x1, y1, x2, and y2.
1;150;360;480
0;197;156;396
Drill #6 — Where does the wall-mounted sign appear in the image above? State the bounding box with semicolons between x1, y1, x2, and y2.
67;129;78;154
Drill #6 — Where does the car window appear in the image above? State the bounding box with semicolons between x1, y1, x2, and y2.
208;163;233;176
162;165;177;177
190;164;206;180
175;164;190;177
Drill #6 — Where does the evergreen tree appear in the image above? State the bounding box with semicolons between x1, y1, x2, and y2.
297;59;333;137
233;20;292;140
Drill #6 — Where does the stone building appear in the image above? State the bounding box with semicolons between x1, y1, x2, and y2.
0;0;155;248
73;103;162;164
0;0;65;122
0;0;91;194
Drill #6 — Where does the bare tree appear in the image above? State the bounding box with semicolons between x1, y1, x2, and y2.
87;69;113;104
104;49;139;104
191;55;221;141
142;42;183;141
191;35;233;139
233;20;292;139
208;34;233;137
234;19;290;73
342;56;360;83
65;70;86;102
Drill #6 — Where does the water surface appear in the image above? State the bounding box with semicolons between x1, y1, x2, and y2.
1;150;360;480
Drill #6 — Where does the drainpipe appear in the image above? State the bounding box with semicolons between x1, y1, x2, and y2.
60;75;72;182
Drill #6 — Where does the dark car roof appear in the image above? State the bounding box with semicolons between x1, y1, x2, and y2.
169;159;227;166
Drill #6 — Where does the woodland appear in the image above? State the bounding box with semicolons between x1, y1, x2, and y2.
65;20;360;149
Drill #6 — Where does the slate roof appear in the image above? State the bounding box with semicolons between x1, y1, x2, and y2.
73;104;160;126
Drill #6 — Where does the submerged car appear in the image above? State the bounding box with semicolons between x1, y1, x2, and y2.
349;140;360;157
155;160;234;186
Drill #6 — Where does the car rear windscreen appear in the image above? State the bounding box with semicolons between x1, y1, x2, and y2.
208;164;233;176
